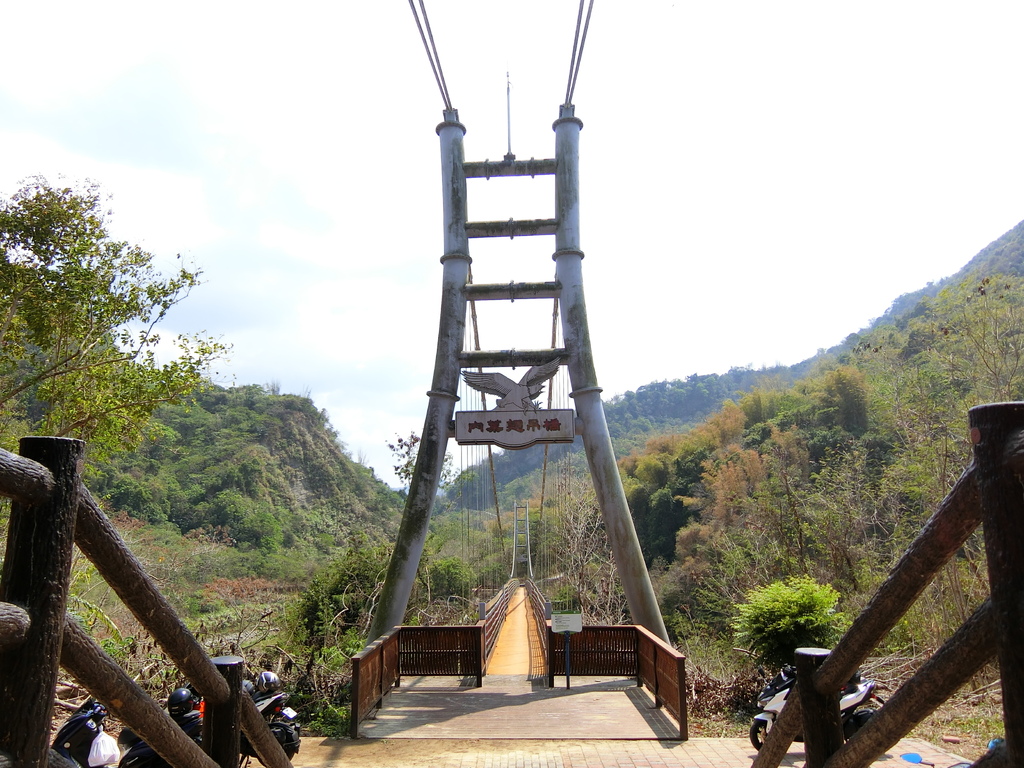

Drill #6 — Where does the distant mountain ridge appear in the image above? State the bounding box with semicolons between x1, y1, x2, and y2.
869;217;1024;330
602;216;1024;454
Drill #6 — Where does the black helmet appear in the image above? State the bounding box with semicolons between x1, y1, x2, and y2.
255;671;281;693
167;687;196;717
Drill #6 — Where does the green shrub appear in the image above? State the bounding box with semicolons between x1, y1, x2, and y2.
302;701;351;738
732;576;846;668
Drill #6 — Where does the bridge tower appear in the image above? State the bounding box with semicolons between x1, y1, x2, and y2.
368;104;668;643
510;503;533;581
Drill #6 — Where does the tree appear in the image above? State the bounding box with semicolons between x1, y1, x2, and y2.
551;456;628;624
0;178;227;457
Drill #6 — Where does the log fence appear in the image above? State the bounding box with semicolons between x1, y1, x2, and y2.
753;402;1023;768
0;438;291;768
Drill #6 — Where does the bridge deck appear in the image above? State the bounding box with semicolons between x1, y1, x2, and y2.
357;674;679;739
340;587;972;765
486;586;545;677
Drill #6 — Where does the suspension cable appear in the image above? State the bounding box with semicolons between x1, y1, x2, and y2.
564;0;595;106
537;296;561;582
467;266;506;563
408;0;453;110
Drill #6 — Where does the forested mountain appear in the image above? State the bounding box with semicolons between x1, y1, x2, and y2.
603;365;813;454
619;264;1024;647
856;218;1024;335
604;217;1024;454
89;384;403;562
454;217;1024;522
447;217;1024;651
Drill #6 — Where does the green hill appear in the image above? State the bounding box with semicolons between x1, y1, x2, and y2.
90;384;403;565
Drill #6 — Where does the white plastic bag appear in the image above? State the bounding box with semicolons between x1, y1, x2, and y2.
88;730;120;767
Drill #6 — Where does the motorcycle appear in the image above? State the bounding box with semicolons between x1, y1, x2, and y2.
749;665;883;750
118;687;203;768
52;698;120;767
240;671;301;764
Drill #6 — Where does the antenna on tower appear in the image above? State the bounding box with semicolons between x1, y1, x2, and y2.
504;71;515;162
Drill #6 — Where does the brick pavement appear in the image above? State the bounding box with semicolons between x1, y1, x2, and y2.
294;736;969;768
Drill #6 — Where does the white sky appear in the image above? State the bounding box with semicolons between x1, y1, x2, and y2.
4;2;1024;486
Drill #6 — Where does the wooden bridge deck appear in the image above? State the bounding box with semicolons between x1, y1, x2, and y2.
357;674;680;739
359;587;681;739
339;588;976;766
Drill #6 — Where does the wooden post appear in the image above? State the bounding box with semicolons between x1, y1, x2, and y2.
0;436;83;767
797;648;844;768
204;656;243;768
547;625;555;688
60;618;217;768
476;623;484;687
824;599;996;768
970;403;1024;764
675;651;688;741
753;467;981;768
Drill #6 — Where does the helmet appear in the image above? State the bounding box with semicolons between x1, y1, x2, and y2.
242;679;255;697
255;671;281;693
167;687;196;717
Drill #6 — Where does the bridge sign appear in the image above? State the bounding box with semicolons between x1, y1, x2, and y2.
455;408;575;449
551;611;582;634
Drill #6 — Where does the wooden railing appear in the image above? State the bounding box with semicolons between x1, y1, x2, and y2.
754;401;1023;768
349;627;401;739
637;625;687;739
524;578;549;666
349;623;484;737
0;438;290;768
399;625;484;682
547;624;688;740
548;625;638;681
481;579;517;664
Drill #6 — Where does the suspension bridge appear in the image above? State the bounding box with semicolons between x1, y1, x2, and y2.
0;3;1017;768
356;0;681;734
340;4;1018;766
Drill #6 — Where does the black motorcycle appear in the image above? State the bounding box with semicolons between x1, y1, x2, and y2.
240;671;301;763
118;688;203;768
52;698;120;767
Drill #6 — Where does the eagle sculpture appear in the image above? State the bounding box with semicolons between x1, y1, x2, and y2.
461;358;561;411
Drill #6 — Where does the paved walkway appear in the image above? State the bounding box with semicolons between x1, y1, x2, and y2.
295;736;968;768
317;591;973;767
338;674;972;767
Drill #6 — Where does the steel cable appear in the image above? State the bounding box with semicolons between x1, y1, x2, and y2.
408;0;453;110
564;0;595;106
